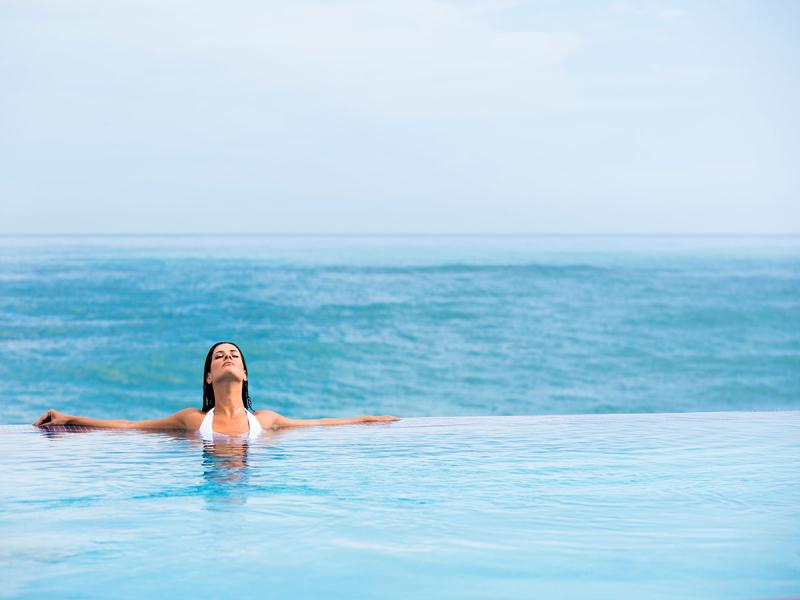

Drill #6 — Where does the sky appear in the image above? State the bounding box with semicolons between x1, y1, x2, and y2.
1;0;798;234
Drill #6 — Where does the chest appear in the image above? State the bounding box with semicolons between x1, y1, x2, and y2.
206;412;251;435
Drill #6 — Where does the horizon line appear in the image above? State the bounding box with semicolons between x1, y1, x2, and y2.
1;231;799;238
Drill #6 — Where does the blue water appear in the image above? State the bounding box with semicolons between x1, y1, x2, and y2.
1;411;798;599
2;236;799;599
0;235;798;423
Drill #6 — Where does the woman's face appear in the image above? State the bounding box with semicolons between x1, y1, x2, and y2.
206;343;247;385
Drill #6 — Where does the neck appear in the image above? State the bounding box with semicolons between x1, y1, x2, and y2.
211;381;246;417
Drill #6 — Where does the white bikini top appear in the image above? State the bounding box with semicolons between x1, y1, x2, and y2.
198;407;263;441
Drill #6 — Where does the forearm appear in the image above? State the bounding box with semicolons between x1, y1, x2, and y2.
317;416;370;426
268;413;399;429
65;415;132;429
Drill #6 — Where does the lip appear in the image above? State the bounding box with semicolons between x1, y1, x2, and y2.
222;361;234;367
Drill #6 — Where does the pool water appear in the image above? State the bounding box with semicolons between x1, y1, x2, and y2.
1;411;798;599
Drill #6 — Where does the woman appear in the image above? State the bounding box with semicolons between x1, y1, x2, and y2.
34;341;399;438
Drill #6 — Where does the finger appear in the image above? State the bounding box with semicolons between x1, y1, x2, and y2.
35;410;55;427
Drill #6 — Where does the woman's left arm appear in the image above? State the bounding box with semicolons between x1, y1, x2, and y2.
256;410;399;430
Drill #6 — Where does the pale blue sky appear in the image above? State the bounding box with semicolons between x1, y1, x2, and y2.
1;0;798;233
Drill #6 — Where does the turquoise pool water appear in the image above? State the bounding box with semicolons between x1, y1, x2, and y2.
2;411;798;599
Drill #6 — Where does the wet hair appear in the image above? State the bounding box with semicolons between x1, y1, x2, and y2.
202;341;253;412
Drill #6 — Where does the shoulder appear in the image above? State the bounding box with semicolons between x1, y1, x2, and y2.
176;408;205;428
254;410;281;429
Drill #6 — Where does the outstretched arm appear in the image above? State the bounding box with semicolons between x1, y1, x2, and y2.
33;408;196;431
257;410;399;430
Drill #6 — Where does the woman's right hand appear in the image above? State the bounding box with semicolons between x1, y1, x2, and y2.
33;409;72;427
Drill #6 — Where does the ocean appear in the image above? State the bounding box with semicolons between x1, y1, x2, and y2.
1;235;798;424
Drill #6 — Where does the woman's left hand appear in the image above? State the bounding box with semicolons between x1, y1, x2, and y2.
362;415;400;423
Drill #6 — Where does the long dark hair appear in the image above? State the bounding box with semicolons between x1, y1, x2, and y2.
202;341;253;412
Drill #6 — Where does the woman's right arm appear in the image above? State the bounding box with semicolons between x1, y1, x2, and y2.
33;408;196;431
